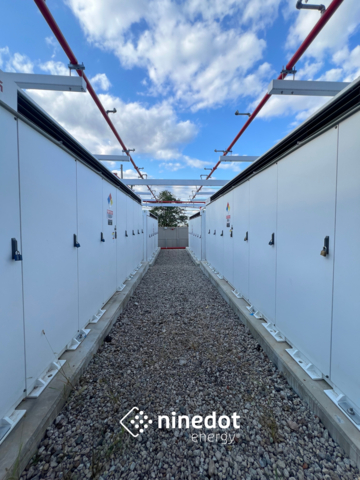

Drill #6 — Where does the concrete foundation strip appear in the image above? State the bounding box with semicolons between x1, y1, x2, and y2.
0;248;161;480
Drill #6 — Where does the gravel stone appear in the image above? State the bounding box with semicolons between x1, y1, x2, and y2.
20;251;359;480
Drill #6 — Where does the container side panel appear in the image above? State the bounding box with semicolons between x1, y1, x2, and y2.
222;191;234;286
102;180;117;304
332;113;360;407
248;165;277;321
18;121;78;389
77;162;103;329
232;181;250;300
276;128;337;376
116;190;127;286
0;108;26;418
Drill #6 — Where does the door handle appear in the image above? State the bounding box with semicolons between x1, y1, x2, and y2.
320;236;329;257
268;233;275;246
74;234;81;248
11;238;22;261
101;232;105;242
244;231;248;241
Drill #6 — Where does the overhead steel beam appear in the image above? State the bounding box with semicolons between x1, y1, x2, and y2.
220;156;259;162
143;203;203;208
194;191;219;195
122;179;229;186
93;154;130;162
268;79;349;97
4;72;87;92
134;191;152;195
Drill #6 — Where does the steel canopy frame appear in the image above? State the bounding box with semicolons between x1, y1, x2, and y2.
33;0;157;200
193;0;344;199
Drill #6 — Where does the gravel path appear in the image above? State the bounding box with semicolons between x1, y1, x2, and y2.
22;250;359;480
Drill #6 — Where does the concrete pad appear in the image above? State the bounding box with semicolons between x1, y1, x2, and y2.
0;261;152;480
199;260;360;471
185;247;200;266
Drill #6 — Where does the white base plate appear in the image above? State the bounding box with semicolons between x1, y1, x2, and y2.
262;322;285;342
0;409;26;445
90;309;106;324
286;347;322;380
232;290;242;299
117;284;126;292
325;389;360;430
28;360;66;398
67;328;91;350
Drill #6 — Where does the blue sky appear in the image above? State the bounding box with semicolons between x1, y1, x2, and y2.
1;0;360;203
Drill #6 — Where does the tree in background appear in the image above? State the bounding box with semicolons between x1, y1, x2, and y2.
149;190;188;227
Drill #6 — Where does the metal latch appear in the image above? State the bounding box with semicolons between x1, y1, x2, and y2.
269;233;275;246
73;234;81;248
320;236;329;257
11;238;22;261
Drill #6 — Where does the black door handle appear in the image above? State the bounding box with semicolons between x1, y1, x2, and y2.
11;238;22;261
320;236;329;257
74;234;80;248
268;233;275;246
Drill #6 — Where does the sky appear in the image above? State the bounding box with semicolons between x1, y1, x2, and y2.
1;0;360;209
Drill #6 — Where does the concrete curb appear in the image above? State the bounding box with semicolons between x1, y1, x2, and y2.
185;247;200;266
149;247;161;266
199;261;360;470
0;262;151;480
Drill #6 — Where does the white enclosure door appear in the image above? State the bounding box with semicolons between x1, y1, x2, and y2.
222;191;234;286
77;162;103;329
18;121;78;391
332;113;360;407
209;205;216;266
126;195;134;276
116;190;127;287
276;128;337;376
102;180;117;305
0;108;26;419
214;201;224;274
201;211;206;261
248;164;277;322
233;181;250;300
206;204;214;265
136;204;142;264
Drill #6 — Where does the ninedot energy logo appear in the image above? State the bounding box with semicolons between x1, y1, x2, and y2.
120;408;241;443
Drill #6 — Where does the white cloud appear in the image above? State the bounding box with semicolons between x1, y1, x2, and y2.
39;60;69;76
0;47;10;69
285;0;360;61
91;73;111;91
45;36;59;58
5;52;34;73
27;64;198;161
65;0;283;110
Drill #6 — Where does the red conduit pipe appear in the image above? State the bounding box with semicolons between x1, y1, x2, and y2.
33;0;157;200
194;0;344;198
